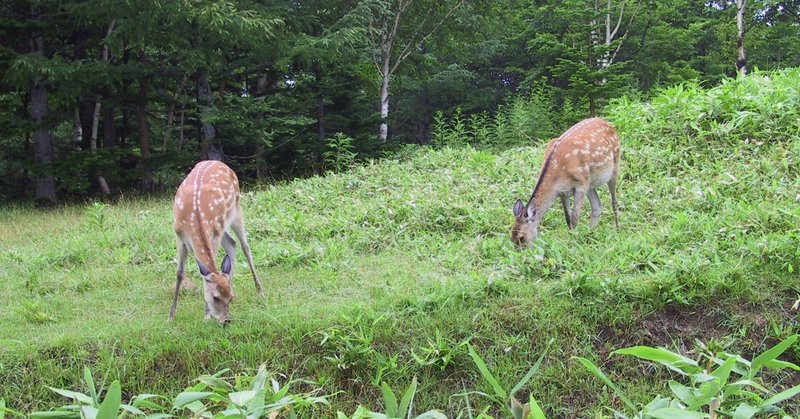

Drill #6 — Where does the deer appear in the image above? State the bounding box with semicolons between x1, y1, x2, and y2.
169;160;265;324
511;117;620;249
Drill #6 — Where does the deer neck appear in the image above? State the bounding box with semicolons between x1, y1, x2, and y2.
527;176;559;224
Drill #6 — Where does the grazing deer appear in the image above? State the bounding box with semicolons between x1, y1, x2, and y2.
170;160;264;324
511;117;620;249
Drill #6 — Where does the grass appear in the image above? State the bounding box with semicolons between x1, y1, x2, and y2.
2;70;800;417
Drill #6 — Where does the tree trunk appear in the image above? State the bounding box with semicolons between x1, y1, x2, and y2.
73;107;83;150
178;109;185;152
379;57;390;143
197;68;216;156
103;102;116;149
102;102;116;194
163;77;187;151
138;51;153;191
29;10;56;204
736;0;747;78
315;67;326;149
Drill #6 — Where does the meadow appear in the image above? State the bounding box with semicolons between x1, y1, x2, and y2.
1;70;799;417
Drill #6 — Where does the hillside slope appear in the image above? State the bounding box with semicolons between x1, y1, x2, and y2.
1;70;799;417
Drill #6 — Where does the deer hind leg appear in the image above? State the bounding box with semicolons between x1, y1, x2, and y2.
570;187;588;229
170;240;188;321
560;194;572;229
231;211;265;296
222;232;237;281
608;177;619;229
587;188;602;228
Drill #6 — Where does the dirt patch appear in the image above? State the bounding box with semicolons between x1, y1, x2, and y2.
595;304;728;360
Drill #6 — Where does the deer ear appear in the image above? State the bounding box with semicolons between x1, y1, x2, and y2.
513;199;524;217
220;254;232;275
197;259;212;277
525;205;535;220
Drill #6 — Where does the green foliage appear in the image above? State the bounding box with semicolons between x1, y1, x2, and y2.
576;336;800;418
324;133;359;172
429;93;559;150
465;340;552;418
337;377;448;419
29;365;329;418
606;68;800;147
16;300;55;324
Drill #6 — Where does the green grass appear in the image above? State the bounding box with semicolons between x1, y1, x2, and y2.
2;71;800;417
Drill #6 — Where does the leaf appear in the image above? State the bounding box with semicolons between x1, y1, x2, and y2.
612;346;701;375
79;405;98;419
668;381;701;409
196;376;233;392
380;382;398;417
416;411;448;419
510;338;553;398
96;381;121;419
468;344;506;400
710;355;737;385
647;407;708;418
143;415;173;419
83;367;99;408
172;392;213;409
47;388;94;405
131;394;167;410
30;411;81;418
762;383;800;407
751;335;798;378
529;395;547;419
730;403;758;419
251;365;268;392
398;376;417;419
572;357;636;412
228;390;258;407
120;404;145;416
509;396;529;419
762;359;800;371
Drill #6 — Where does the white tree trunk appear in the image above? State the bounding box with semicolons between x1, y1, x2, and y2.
736;0;747;78
379;57;390;143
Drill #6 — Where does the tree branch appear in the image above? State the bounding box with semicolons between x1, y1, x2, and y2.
606;0;641;68
390;0;465;75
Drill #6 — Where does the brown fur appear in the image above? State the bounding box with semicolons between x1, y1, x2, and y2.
512;118;620;249
169;160;264;324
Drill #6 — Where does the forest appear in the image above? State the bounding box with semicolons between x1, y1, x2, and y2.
1;0;798;203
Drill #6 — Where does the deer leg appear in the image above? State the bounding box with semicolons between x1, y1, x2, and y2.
588;189;602;228
608;178;619;229
570;187;588;229
231;212;265;297
170;240;188;321
222;232;237;281
560;194;572;229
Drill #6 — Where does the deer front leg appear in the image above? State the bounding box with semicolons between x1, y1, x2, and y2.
587;189;601;228
560;194;572;229
222;232;237;281
608;178;619;229
170;241;188;321
231;212;265;297
570;187;588;229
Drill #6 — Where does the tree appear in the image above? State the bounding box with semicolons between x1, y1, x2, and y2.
368;0;465;142
736;0;747;77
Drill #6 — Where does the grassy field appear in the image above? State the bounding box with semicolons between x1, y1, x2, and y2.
2;72;800;417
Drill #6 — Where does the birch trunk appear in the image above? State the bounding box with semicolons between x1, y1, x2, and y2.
736;0;747;78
